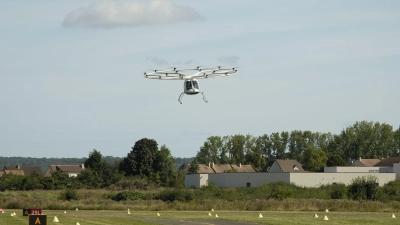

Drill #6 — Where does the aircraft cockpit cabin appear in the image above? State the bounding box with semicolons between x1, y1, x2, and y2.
184;79;200;95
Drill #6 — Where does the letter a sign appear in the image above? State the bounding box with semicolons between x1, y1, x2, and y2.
29;215;47;225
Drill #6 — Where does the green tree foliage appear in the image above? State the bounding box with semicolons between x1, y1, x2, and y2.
326;153;346;167
347;175;379;201
0;156;123;176
77;168;103;189
173;163;187;188
82;149;123;188
119;138;176;187
192;121;398;168
329;183;347;199
120;138;159;177
188;159;200;174
338;121;397;160
154;145;177;186
303;146;328;172
244;152;266;171
196;136;224;164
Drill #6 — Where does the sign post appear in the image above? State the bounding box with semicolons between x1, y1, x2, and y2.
29;214;47;225
23;208;30;216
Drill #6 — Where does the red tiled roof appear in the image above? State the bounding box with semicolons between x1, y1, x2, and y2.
359;159;381;167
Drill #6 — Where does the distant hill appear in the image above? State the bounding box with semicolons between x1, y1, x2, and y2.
0;156;194;174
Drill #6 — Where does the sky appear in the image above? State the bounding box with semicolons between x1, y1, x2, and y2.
1;0;399;159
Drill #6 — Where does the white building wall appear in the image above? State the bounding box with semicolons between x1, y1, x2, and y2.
290;173;395;187
393;163;400;180
185;174;208;188
324;167;385;173
208;173;290;188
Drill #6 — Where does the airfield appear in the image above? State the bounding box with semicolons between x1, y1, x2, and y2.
0;209;398;225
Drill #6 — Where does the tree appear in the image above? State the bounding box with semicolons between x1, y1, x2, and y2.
338;121;397;160
255;134;273;160
303;146;328;172
77;168;103;189
244;152;266;171
83;149;122;188
84;149;105;171
188;159;200;174
119;138;159;177
154;145;177;186
229;134;247;164
326;153;346;167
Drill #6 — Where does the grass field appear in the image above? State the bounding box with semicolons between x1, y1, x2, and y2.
0;209;399;225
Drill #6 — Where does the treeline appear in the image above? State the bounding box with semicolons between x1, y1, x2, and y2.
0;138;188;191
0;156;193;174
194;121;400;171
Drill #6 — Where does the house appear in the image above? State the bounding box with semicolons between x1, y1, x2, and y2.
267;159;306;173
190;163;255;174
374;157;400;167
230;164;256;173
212;164;236;173
351;157;381;167
195;164;217;174
2;165;43;176
185;160;400;189
45;164;85;177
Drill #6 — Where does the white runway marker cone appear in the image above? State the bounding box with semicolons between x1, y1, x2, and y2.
215;214;218;218
323;215;329;220
325;209;329;212
208;212;212;216
76;208;79;211
10;213;14;217
128;211;131;214
392;214;396;218
64;211;67;214
258;213;263;218
157;213;160;216
76;222;80;225
53;216;59;222
211;208;214;211
13;212;16;216
314;213;318;218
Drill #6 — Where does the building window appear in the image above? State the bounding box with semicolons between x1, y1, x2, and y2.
247;182;251;187
293;165;299;170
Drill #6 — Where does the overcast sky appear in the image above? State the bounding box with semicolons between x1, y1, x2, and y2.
1;0;399;159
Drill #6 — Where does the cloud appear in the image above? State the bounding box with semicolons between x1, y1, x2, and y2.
146;56;168;65
218;56;240;65
173;60;196;65
62;0;202;28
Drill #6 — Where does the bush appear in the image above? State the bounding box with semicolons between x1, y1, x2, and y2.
59;188;79;201
377;180;400;202
347;176;378;201
330;183;347;199
269;182;298;200
111;191;147;201
155;188;194;202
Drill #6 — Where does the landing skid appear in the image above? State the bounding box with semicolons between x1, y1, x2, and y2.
178;92;208;104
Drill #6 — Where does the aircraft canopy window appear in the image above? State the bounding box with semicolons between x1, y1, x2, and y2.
192;80;199;89
185;80;192;89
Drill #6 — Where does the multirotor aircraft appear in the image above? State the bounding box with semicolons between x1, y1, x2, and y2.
144;66;238;104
